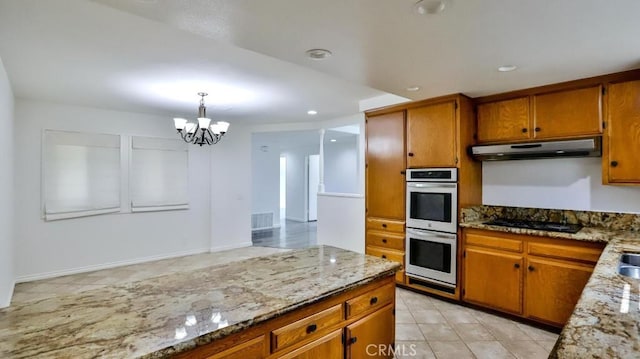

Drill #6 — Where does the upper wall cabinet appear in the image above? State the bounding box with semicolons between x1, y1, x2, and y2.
477;97;531;143
476;85;603;144
407;100;457;168
532;85;603;139
604;80;640;184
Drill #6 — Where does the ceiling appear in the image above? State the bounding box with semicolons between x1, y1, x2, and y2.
253;129;357;153
2;0;640;124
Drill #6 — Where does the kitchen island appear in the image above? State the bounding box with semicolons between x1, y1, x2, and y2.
0;245;400;358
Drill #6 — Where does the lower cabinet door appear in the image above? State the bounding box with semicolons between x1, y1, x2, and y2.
346;304;395;359
525;257;594;326
464;247;524;315
205;335;265;359
277;329;343;359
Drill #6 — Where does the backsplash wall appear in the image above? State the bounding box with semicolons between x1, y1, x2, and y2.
482;157;640;214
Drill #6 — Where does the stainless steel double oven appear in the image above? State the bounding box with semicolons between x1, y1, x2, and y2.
405;168;458;288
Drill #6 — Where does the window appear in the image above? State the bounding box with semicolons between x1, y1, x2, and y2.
130;136;189;212
43;130;121;220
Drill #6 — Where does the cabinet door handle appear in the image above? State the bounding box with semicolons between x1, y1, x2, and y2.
611;161;619;167
349;337;358;344
382;239;387;243
306;323;317;334
514;263;520;269
528;265;535;271
534;127;541;132
381;255;387;259
522;128;528;133
408;152;414;157
370;296;378;305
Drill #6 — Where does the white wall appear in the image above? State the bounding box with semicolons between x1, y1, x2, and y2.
13;100;212;281
324;136;359;194
0;58;15;307
284;145;318;222
210;124;253;251
250;138;280;228
483;157;640;213
317;193;364;253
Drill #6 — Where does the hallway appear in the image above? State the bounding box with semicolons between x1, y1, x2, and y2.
251;220;317;249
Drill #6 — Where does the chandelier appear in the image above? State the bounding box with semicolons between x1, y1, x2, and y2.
173;92;230;146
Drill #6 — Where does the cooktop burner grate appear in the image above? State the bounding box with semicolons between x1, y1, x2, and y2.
483;218;583;234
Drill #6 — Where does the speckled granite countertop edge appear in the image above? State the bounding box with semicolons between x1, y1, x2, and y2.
459;221;616;243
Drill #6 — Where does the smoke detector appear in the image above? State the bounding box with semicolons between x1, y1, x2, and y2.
305;49;332;60
414;0;446;15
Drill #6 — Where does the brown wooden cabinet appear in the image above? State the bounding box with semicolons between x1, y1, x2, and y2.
462;228;604;327
524;257;594;326
477;97;531;143
533;85;603;139
476;86;603;144
463;247;523;315
406;100;457;167
366;111;406;219
204;335;265;359
346;304;395;359
604;80;640;184
277;330;343;359
365;94;481;298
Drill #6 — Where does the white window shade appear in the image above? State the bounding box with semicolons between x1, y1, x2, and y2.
43;130;121;221
130;137;189;212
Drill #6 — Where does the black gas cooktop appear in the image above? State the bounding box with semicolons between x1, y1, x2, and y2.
483;218;583;234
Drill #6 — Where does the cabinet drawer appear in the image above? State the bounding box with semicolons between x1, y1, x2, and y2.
367;230;405;250
346;282;395;319
366;246;404;264
465;232;523;252
204;335;265;359
528;242;603;264
366;218;405;233
271;304;343;352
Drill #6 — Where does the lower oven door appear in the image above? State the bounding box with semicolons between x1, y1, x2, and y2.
405;228;457;287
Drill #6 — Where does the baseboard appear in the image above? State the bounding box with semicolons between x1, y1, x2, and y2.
285;216;307;222
0;280;15;309
210;241;253;252
15;247;210;283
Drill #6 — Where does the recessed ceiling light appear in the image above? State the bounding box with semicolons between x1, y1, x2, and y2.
305;49;332;60
498;65;518;72
414;0;445;15
307;110;318;115
406;86;421;92
330;139;337;142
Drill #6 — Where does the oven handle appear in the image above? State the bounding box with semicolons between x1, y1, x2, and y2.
407;228;457;240
407;183;457;188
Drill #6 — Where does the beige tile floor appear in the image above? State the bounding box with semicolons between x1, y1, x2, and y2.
395;287;558;359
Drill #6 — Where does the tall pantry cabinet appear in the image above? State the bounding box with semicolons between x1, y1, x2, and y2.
365;94;482;293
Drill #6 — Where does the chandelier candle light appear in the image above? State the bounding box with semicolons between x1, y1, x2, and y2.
173;92;230;146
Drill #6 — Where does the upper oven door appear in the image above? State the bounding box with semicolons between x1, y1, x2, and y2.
406;182;457;233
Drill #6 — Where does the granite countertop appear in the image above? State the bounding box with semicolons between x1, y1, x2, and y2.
0;246;400;359
459;220;618;243
459;205;640;358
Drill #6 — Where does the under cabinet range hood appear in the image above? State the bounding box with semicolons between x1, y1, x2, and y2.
470;137;602;161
